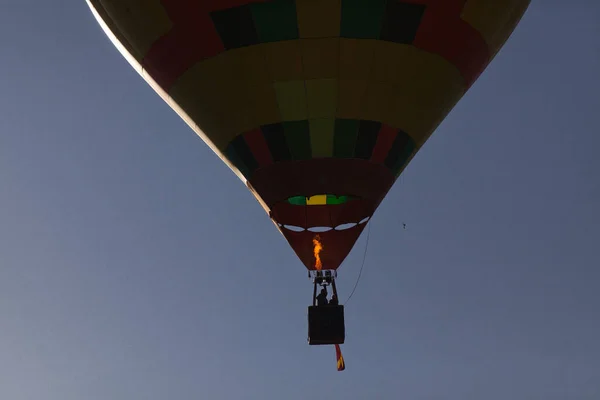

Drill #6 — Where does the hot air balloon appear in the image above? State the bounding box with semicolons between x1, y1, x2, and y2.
87;0;530;358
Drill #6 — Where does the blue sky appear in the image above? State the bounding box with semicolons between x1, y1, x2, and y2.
1;1;599;399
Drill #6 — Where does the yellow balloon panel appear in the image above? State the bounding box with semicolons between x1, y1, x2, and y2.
338;39;376;81
300;38;340;80
264;41;304;82
97;0;171;59
274;80;308;121
309;118;336;157
306;79;338;119
462;0;531;56
296;0;342;38
336;79;368;120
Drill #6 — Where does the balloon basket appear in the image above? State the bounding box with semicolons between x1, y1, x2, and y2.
307;270;345;345
307;305;345;345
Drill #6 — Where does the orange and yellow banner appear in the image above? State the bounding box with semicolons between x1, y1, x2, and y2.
335;344;345;371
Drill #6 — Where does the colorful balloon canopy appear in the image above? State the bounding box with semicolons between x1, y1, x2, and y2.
88;0;530;271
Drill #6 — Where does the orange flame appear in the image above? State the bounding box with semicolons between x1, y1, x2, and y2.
312;235;323;270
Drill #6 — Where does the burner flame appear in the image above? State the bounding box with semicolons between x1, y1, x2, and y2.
312;235;323;270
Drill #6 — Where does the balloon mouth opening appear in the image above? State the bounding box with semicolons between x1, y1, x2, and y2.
278;216;370;232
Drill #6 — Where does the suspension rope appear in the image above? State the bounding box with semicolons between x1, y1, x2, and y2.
344;221;371;305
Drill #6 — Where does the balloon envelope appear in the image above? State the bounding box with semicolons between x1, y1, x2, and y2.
87;0;530;270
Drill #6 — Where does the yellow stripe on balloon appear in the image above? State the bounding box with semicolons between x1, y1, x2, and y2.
306;195;327;205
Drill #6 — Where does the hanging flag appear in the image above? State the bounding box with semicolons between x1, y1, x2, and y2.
335;344;345;371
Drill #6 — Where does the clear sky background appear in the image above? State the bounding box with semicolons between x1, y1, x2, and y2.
1;1;599;399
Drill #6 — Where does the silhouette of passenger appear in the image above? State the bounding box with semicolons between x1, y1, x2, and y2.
316;288;328;306
329;294;339;306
